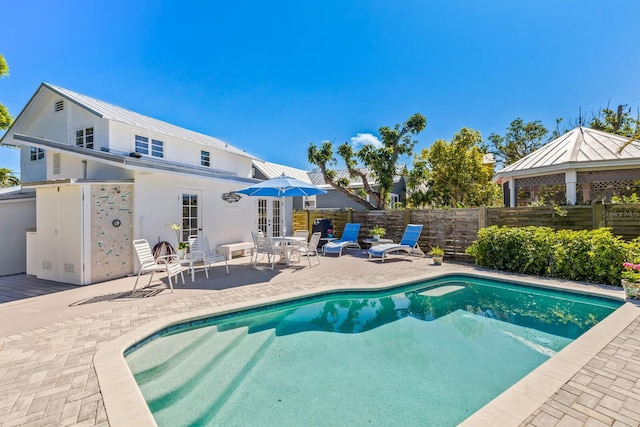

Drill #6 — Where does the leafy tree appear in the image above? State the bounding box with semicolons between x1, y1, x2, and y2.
0;167;20;187
409;128;500;208
589;104;640;137
0;54;18;187
308;113;426;210
0;53;12;129
487;118;548;166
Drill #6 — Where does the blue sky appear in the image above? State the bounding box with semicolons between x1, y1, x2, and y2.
2;1;640;177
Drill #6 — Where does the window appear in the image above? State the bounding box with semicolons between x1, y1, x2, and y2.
135;135;164;158
75;127;94;149
201;150;210;167
388;193;400;208
30;147;45;161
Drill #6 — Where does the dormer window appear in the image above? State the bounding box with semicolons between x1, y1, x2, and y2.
201;150;210;167
75;127;94;149
135;135;164;158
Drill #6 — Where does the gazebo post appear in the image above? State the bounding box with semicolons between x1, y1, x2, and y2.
508;178;516;207
565;169;577;205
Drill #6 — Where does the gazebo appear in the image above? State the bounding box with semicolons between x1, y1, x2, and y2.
494;127;640;206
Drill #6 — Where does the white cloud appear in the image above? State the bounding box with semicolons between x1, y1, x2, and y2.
350;133;382;149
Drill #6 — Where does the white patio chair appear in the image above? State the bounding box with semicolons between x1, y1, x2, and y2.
133;239;184;293
291;232;322;267
251;229;281;270
188;235;229;279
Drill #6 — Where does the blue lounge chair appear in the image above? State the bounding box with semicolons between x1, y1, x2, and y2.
323;223;361;256
367;224;425;262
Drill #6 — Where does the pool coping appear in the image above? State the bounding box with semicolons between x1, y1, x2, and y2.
94;270;633;426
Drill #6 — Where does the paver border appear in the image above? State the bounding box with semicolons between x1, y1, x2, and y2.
95;271;632;426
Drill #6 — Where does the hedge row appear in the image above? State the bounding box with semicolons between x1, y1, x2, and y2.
465;226;640;286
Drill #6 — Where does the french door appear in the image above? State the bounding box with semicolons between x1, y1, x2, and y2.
257;198;281;237
180;190;202;242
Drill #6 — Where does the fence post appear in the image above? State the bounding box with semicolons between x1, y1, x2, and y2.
404;208;411;227
479;205;488;230
592;203;605;229
346;209;353;223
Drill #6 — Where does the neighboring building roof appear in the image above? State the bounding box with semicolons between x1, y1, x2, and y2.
2;82;255;160
308;168;375;187
308;167;404;188
0;187;36;201
494;127;640;180
252;160;312;183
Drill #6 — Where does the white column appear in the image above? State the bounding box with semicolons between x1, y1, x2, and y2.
565;169;577;205
508;178;516;207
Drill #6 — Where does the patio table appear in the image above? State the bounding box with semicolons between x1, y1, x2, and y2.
271;236;307;266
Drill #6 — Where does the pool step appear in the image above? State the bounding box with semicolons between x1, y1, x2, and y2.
138;326;248;405
152;328;275;427
126;326;216;383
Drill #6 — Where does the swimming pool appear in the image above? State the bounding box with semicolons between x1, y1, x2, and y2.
125;274;622;426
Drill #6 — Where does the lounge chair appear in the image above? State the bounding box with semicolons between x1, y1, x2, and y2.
323;223;361;256
367;224;425;262
188;235;229;279
132;239;185;292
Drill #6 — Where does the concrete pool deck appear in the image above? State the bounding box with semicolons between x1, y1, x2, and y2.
0;252;638;426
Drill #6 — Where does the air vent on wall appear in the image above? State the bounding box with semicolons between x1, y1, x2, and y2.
53;153;61;174
54;100;64;112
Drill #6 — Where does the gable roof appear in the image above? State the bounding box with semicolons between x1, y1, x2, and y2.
2;82;255;159
252;160;311;183
494;127;640;180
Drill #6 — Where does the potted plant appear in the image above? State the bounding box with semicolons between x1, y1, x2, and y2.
177;241;189;259
429;246;445;265
621;262;640;299
370;225;386;241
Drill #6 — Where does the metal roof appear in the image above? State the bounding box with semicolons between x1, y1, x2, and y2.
495;127;640;179
252;160;312;183
308;168;375;187
0;187;36;201
41;83;255;159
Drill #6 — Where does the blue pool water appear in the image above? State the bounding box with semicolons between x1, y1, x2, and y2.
125;275;622;426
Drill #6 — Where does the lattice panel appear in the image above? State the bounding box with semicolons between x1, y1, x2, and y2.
515;173;564;188
578;169;640;183
590;180;640;191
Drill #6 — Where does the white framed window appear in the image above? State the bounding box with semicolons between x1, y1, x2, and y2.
388;193;400;208
30;147;45;161
135;135;164;158
201;150;210;167
75;127;94;149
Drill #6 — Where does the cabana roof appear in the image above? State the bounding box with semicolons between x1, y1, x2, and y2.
495;127;640;181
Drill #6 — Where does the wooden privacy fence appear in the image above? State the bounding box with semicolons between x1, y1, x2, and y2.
293;204;640;261
293;208;481;261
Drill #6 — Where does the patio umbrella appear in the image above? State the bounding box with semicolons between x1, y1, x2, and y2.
235;174;327;235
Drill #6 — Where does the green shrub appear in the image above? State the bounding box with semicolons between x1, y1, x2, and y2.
466;226;640;286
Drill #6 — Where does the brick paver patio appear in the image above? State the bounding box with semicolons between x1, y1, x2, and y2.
0;253;638;426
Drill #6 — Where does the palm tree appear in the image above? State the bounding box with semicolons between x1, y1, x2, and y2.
0;167;20;187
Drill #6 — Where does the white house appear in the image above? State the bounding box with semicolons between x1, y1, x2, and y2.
0;83;292;285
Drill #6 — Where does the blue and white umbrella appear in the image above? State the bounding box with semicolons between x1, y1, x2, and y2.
236;174;327;235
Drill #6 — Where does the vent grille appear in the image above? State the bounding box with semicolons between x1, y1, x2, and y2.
54;100;64;112
53;153;61;174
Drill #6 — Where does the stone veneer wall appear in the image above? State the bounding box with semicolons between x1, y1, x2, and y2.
90;184;134;283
